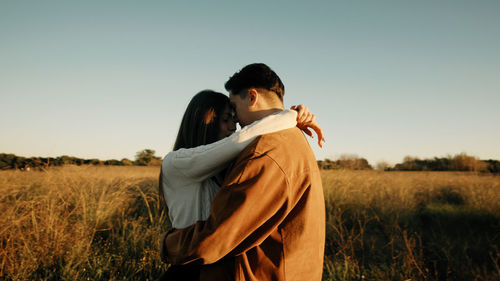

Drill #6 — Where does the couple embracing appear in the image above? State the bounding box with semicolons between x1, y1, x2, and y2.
159;63;326;281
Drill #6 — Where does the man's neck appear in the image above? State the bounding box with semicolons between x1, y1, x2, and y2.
250;107;284;123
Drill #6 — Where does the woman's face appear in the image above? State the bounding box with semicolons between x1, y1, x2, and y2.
218;104;236;140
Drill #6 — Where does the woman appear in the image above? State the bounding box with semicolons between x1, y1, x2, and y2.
159;90;324;280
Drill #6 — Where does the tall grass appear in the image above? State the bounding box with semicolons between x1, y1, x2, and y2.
0;166;168;280
0;167;499;280
322;170;500;281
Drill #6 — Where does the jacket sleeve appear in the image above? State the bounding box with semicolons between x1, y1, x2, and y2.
165;109;296;182
162;151;291;265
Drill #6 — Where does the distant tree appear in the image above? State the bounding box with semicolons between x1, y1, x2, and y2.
451;153;487;172
104;159;122;166
484;159;500;174
394;156;423;171
317;155;372;170
38;157;51;169
375;161;391;171
317;158;341;170
318;159;335;170
121;158;133;166
74;158;84;165
4;155;27;169
28;158;44;169
85;159;101;165
135;149;161;166
60;155;75;165
0;153;16;170
393;153;490;173
336;154;372;170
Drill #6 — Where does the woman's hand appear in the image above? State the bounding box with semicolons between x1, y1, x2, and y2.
290;105;326;148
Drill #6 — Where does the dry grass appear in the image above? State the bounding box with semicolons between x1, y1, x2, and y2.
0;166;499;280
0;165;168;280
321;170;500;281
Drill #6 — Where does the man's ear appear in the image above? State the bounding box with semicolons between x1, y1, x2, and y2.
247;89;259;107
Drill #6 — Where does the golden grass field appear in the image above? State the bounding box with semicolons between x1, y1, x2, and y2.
1;166;499;280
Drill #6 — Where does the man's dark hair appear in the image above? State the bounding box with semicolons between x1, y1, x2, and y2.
224;63;284;102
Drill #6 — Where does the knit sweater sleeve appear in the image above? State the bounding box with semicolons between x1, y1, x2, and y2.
163;109;297;182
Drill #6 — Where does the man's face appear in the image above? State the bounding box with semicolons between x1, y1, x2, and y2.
229;91;252;127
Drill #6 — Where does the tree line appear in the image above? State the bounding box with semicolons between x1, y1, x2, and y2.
388;153;500;173
317;153;500;174
2;151;499;174
317;154;373;170
0;149;161;170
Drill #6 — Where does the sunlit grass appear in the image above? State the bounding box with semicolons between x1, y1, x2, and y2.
0;166;168;280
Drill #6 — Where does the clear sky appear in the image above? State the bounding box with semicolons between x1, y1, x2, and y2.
1;0;499;166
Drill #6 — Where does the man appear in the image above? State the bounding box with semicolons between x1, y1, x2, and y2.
161;63;325;281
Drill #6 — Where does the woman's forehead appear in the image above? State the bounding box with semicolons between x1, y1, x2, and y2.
223;105;235;117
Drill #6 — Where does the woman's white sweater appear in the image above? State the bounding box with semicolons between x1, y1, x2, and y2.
161;109;297;229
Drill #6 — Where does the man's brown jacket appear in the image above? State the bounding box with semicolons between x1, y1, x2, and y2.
163;127;325;281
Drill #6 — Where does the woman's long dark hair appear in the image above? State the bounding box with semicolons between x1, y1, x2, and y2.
159;90;230;217
173;90;230;150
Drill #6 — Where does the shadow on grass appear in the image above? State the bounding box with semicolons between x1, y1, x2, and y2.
324;186;500;281
415;203;499;280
